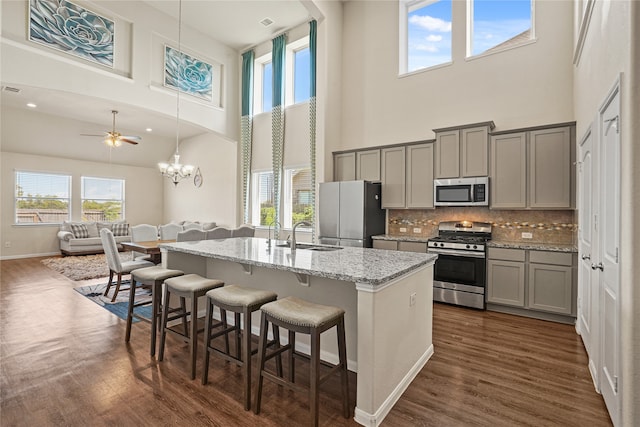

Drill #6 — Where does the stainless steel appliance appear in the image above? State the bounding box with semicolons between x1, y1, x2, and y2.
318;181;386;248
427;221;492;309
434;177;489;206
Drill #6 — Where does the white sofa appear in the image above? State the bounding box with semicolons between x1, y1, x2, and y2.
58;221;130;256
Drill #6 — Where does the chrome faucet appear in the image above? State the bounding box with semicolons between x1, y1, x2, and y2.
267;221;281;251
291;221;311;252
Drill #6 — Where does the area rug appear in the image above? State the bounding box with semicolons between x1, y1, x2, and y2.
74;281;152;322
41;253;132;281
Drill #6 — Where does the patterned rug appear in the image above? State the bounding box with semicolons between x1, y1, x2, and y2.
74;281;152;322
41;253;132;281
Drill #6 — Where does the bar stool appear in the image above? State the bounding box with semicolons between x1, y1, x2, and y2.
158;274;224;379
127;266;184;356
254;296;350;426
202;285;280;410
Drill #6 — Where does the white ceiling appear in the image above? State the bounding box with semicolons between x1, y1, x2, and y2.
0;0;312;154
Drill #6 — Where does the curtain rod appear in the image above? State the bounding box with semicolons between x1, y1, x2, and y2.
240;18;316;55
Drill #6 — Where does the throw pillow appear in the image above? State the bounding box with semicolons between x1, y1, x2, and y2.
112;223;130;236
70;223;89;239
85;222;99;238
202;221;217;231
97;222;113;231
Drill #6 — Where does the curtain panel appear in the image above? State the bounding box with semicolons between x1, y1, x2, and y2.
240;50;254;224
308;20;318;242
271;34;286;238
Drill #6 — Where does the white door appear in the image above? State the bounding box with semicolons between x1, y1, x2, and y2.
577;124;599;384
598;83;621;425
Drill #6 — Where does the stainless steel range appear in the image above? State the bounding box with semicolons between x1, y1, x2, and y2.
427;221;492;309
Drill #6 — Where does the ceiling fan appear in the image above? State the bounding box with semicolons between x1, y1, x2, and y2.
82;110;141;147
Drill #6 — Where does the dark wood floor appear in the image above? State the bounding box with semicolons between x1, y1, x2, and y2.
1;257;611;426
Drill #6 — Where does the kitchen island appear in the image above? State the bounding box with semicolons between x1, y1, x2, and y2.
160;237;437;426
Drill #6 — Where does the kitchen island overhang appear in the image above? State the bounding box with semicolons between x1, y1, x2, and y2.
160;237;437;427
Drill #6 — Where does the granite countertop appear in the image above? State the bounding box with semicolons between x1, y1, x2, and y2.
372;234;432;243
487;241;577;253
160;237;437;286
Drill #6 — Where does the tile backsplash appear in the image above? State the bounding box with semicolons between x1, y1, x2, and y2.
387;207;577;245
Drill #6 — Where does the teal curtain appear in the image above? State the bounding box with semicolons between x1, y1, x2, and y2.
271;34;286;238
240;50;254;224
308;20;317;242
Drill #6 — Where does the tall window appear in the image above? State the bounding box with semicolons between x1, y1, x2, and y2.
293;47;310;104
81;177;125;221
468;0;533;57
15;171;71;224
252;171;275;226
283;167;313;228
402;0;453;73
262;61;273;113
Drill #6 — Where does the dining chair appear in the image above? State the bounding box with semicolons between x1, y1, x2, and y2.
231;225;255;238
130;224;159;261
206;227;232;239
159;223;183;240
177;229;206;242
100;228;154;302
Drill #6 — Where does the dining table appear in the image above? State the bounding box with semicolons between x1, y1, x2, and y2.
121;240;176;264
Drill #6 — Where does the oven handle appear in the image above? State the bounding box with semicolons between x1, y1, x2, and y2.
427;248;486;258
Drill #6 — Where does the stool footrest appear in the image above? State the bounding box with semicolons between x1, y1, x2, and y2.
262;370;307;395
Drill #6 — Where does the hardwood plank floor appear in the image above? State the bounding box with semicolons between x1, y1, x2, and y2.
1;257;611;426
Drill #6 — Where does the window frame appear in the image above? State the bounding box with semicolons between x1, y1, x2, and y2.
282;165;313;229
285;36;311;106
14;170;72;225
80;176;126;222
251;170;275;227
253;53;272;114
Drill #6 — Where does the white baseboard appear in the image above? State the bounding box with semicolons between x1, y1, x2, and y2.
0;251;59;260
353;344;435;427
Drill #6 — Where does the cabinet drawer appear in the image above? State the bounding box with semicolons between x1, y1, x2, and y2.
529;251;573;266
373;240;398;250
398;241;427;253
488;247;525;262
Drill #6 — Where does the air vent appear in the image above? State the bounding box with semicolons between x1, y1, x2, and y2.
260;17;274;27
2;86;21;93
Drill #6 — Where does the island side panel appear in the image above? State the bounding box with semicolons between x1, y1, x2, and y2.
355;264;434;423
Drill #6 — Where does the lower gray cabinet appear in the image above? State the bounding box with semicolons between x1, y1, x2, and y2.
373;240;398;250
487;259;526;306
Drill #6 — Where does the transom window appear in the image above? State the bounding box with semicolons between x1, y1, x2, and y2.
402;0;453;74
81;177;125;222
468;0;533;57
15;171;71;224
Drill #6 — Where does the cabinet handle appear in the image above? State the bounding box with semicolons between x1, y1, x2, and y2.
581;254;591;261
591;262;604;271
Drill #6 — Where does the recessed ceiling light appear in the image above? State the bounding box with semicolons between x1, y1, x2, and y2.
146;128;153;132
260;17;274;27
26;103;37;108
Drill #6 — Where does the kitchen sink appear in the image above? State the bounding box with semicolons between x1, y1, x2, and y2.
275;242;343;251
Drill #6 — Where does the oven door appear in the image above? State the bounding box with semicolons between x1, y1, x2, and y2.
429;251;487;309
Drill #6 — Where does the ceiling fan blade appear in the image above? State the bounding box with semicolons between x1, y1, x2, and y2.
119;135;141;141
80;133;108;137
119;138;139;145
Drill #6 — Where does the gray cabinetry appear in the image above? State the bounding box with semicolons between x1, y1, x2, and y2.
334;152;355;181
406;143;434;208
356;149;381;182
398;241;427;253
528;251;574;315
490;125;574;209
373;240;398;250
434;130;460;178
487;248;526;306
435;124;492;179
381;147;406;208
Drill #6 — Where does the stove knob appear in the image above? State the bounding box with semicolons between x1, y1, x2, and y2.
473;245;478;249
466;244;471;249
440;243;445;247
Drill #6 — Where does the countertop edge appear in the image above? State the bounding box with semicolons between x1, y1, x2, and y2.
372;235;577;252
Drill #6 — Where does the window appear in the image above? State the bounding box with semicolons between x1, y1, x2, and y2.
283;167;313;228
262;61;273;113
81;177;125;222
251;171;275;226
468;0;533;57
402;0;453;74
15;171;71;224
293;47;310;104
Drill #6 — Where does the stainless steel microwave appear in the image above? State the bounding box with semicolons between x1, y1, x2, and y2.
434;177;489;206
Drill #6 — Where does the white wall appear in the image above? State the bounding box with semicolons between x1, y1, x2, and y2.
573;1;639;424
0;151;164;259
162;133;238;228
340;0;574;149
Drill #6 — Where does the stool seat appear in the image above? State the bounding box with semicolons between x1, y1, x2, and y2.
132;266;183;281
206;285;277;309
165;274;224;292
260;296;345;328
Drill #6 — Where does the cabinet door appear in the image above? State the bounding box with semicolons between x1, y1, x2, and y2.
334;153;355;181
356;149;381;181
406;143;434;208
461;126;489;177
528;263;573;314
529;127;572;208
373;240;398;250
398;241;427;253
490;132;527;209
381;147;406;208
435;130;460;178
487;259;526;307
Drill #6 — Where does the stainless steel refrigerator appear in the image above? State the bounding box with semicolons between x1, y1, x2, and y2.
318;180;386;248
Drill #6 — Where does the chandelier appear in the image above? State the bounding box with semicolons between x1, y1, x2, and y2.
158;0;195;186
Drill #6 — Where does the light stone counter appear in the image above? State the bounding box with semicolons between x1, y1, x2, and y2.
487;241;577;253
161;237;436;427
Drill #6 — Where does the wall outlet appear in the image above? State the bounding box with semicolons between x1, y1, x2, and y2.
522;232;533;239
4;241;10;248
399;227;407;233
413;227;422;233
410;292;417;306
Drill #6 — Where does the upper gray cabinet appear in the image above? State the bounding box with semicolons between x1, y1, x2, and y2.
356;149;381;181
434;123;493;179
490;125;574;209
380;146;406;208
381;143;434;209
333;152;355;181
